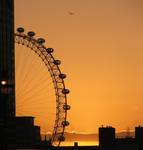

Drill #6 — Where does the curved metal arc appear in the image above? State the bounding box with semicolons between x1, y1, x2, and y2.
14;32;68;146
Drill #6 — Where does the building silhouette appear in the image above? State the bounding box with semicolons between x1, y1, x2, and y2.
135;126;143;149
60;126;143;150
98;125;143;150
0;0;41;149
99;126;115;147
0;0;15;121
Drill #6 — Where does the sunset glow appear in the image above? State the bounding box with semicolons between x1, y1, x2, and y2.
15;0;143;139
61;141;99;146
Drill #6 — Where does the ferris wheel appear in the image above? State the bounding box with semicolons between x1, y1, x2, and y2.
15;27;71;146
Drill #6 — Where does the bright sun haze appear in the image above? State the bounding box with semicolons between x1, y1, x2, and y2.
15;0;143;138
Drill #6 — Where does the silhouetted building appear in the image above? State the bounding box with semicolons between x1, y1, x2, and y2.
52;125;143;150
135;125;143;149
0;0;15;121
15;117;41;148
0;0;15;149
98;125;143;150
0;116;41;148
135;125;143;142
0;1;41;149
115;137;137;150
99;126;115;147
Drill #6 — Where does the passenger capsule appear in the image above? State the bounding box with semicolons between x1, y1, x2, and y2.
53;60;61;65
37;38;45;44
27;31;35;37
17;27;24;33
63;104;71;110
58;135;65;141
62;89;70;94
62;121;69;126
46;48;54;53
59;74;66;79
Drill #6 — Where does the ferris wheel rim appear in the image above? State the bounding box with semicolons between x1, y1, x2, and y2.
14;27;70;146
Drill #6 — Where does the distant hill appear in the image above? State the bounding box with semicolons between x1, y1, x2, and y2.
64;132;98;141
64;131;134;141
41;131;135;141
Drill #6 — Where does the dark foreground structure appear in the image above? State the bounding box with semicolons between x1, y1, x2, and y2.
0;116;41;149
59;126;143;150
0;0;41;149
0;0;15;121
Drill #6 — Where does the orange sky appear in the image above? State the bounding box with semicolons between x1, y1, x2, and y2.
15;0;143;134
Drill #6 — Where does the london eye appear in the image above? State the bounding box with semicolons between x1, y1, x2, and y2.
15;27;71;146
